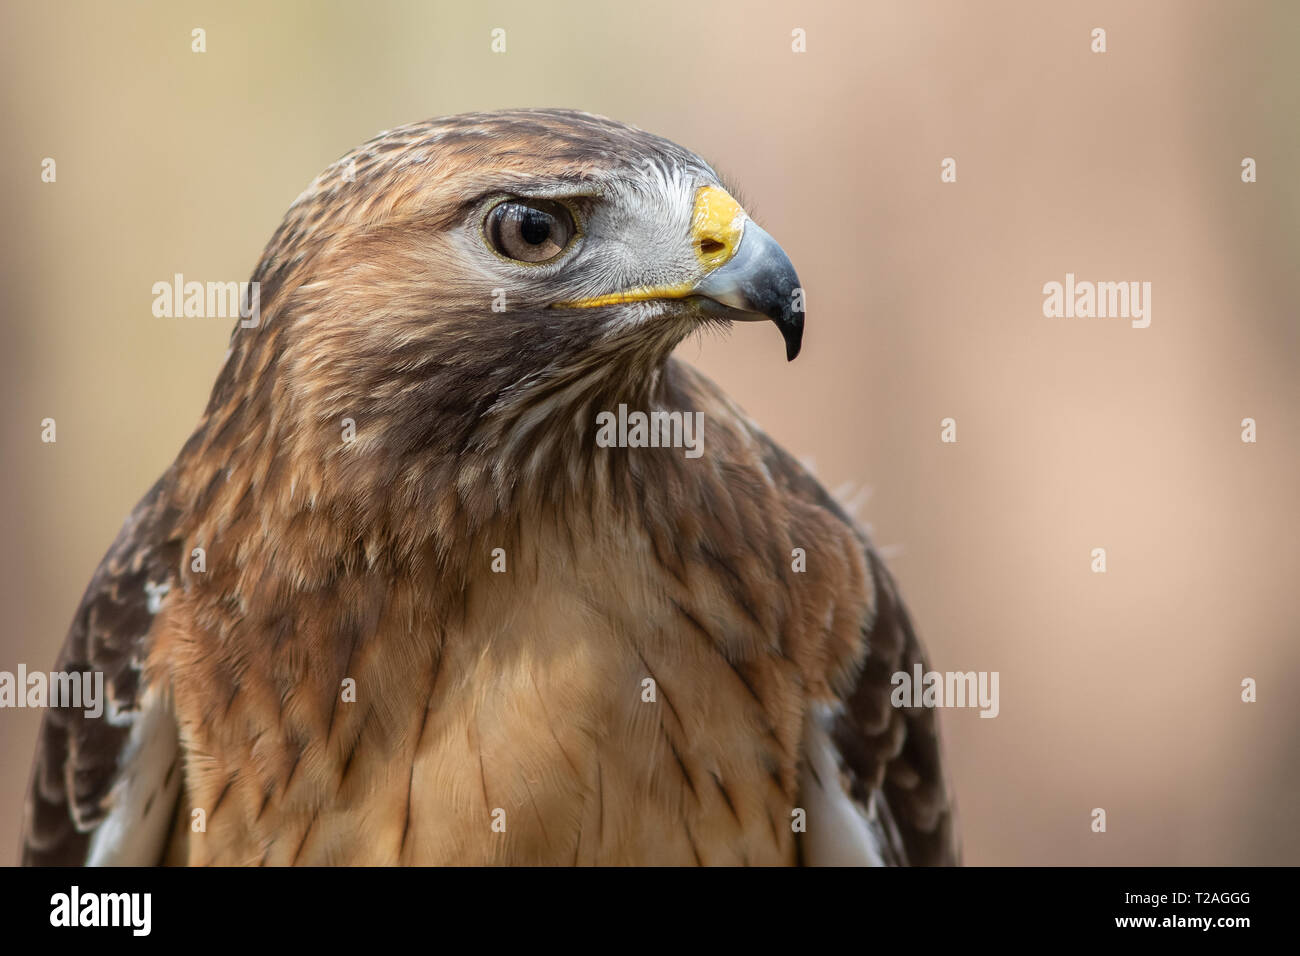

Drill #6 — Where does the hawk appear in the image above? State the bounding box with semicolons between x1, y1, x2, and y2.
21;109;958;866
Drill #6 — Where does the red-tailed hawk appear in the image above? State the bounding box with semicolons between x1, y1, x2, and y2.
22;109;957;866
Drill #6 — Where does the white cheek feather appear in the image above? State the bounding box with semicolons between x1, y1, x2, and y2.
582;159;704;303
798;701;899;867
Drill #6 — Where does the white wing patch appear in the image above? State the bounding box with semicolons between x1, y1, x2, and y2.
798;702;904;866
143;579;171;614
83;685;181;866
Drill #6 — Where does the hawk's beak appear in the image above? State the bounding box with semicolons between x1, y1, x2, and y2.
689;187;805;361
554;186;806;361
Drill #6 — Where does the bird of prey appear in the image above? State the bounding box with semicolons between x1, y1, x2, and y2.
21;109;957;866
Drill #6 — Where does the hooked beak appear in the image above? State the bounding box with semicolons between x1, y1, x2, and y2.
691;205;804;361
554;186;806;361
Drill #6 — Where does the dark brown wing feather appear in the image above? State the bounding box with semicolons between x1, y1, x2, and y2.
833;551;960;865
20;478;182;865
755;434;960;866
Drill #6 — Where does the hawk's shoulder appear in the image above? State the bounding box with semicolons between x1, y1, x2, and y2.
667;358;960;866
21;477;184;866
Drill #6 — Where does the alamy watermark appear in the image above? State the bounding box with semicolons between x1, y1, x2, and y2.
595;404;704;459
0;665;103;718
152;273;260;328
50;886;150;936
1042;272;1151;328
891;664;999;718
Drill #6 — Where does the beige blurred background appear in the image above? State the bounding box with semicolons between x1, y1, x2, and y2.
1;0;1296;865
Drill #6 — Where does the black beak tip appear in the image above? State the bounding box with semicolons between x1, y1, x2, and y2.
780;309;804;361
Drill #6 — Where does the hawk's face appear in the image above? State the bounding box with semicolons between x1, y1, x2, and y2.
202;110;802;532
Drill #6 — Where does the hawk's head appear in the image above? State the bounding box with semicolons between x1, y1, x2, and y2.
186;110;804;549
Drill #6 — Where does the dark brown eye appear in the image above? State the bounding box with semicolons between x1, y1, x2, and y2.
484;199;577;263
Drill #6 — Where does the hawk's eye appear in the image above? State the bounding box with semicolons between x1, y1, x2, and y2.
484;199;577;263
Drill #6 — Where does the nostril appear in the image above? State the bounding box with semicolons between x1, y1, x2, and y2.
699;238;726;255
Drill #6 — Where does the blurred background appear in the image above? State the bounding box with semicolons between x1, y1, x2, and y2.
1;0;1296;865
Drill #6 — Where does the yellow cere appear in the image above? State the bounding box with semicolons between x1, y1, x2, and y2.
690;185;746;271
555;186;748;309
